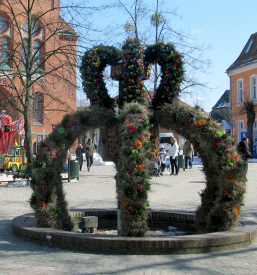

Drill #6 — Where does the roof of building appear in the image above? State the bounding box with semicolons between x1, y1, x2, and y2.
211;90;230;110
210;90;230;123
227;32;257;72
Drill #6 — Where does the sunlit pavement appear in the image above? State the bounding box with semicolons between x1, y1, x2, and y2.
0;160;256;275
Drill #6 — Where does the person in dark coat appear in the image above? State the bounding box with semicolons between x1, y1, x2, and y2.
85;138;95;172
75;144;84;171
237;137;252;176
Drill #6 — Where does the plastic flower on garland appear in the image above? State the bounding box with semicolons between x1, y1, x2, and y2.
69;113;75;119
134;140;143;148
39;201;46;207
138;164;144;170
234;207;240;216
128;124;136;133
212;139;222;148
226;175;235;183
122;200;130;207
58;127;65;134
224;188;230;195
230;154;240;161
198;119;207;126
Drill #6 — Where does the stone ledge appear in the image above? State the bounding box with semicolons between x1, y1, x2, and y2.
12;210;257;255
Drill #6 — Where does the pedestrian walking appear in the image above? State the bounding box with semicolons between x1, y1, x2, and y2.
75;144;84;171
169;137;179;175
183;140;193;169
85;138;95;172
237;137;252;176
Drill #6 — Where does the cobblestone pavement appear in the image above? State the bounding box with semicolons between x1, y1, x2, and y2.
0;162;257;275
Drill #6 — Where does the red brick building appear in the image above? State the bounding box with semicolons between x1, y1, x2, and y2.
0;0;77;153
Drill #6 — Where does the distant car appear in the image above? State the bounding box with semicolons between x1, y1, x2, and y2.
159;133;174;157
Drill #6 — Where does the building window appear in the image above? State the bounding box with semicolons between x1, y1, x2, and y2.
238;120;244;142
245;38;254;54
24;19;40;37
1;37;9;63
0;15;11;69
33;40;41;66
23;18;44;69
33;92;43;124
0;16;8;34
237;79;244;103
251;75;257;100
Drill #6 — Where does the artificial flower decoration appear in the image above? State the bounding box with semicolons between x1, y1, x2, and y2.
216;129;224;137
45;145;51;151
198;119;207;126
188;119;193;125
65;123;72;128
230;154;240;161
212;139;222;148
140;114;144;119
42;184;47;190
226;145;232;150
39;201;46;208
69;113;76;119
136;183;142;191
124;209;132;215
226;175;235;183
234;207;240;216
58;127;65;134
134;140;143;149
138;164;144;170
125;120;130;125
128;124;136;133
51;151;56;157
224;188;230;195
122;200;130;207
61;144;66;150
42;162;46;168
141;135;146;140
129;167;135;175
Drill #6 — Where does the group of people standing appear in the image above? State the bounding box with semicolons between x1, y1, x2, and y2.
75;139;95;172
159;136;252;177
159;138;193;176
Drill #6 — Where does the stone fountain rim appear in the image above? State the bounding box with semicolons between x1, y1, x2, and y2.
12;209;257;255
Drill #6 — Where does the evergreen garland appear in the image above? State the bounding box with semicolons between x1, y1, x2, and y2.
121;38;146;105
155;101;246;233
116;103;152;236
144;43;184;110
80;45;122;109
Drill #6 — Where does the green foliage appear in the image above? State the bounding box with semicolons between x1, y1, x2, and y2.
80;45;122;109
155;101;247;233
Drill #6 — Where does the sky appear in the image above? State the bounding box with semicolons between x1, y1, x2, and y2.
76;0;257;112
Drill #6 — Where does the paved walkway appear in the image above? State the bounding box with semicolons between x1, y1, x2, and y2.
0;161;257;275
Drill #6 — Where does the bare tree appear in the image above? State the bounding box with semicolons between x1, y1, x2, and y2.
111;0;211;97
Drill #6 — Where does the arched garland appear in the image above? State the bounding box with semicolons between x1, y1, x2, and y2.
144;43;184;110
80;45;122;109
29;38;247;236
121;38;146;105
116;103;152;236
155;102;246;232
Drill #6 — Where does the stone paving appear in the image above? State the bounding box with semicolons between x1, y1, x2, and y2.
0;161;257;274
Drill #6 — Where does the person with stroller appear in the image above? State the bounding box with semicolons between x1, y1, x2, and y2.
170;137;179;175
159;145;167;176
